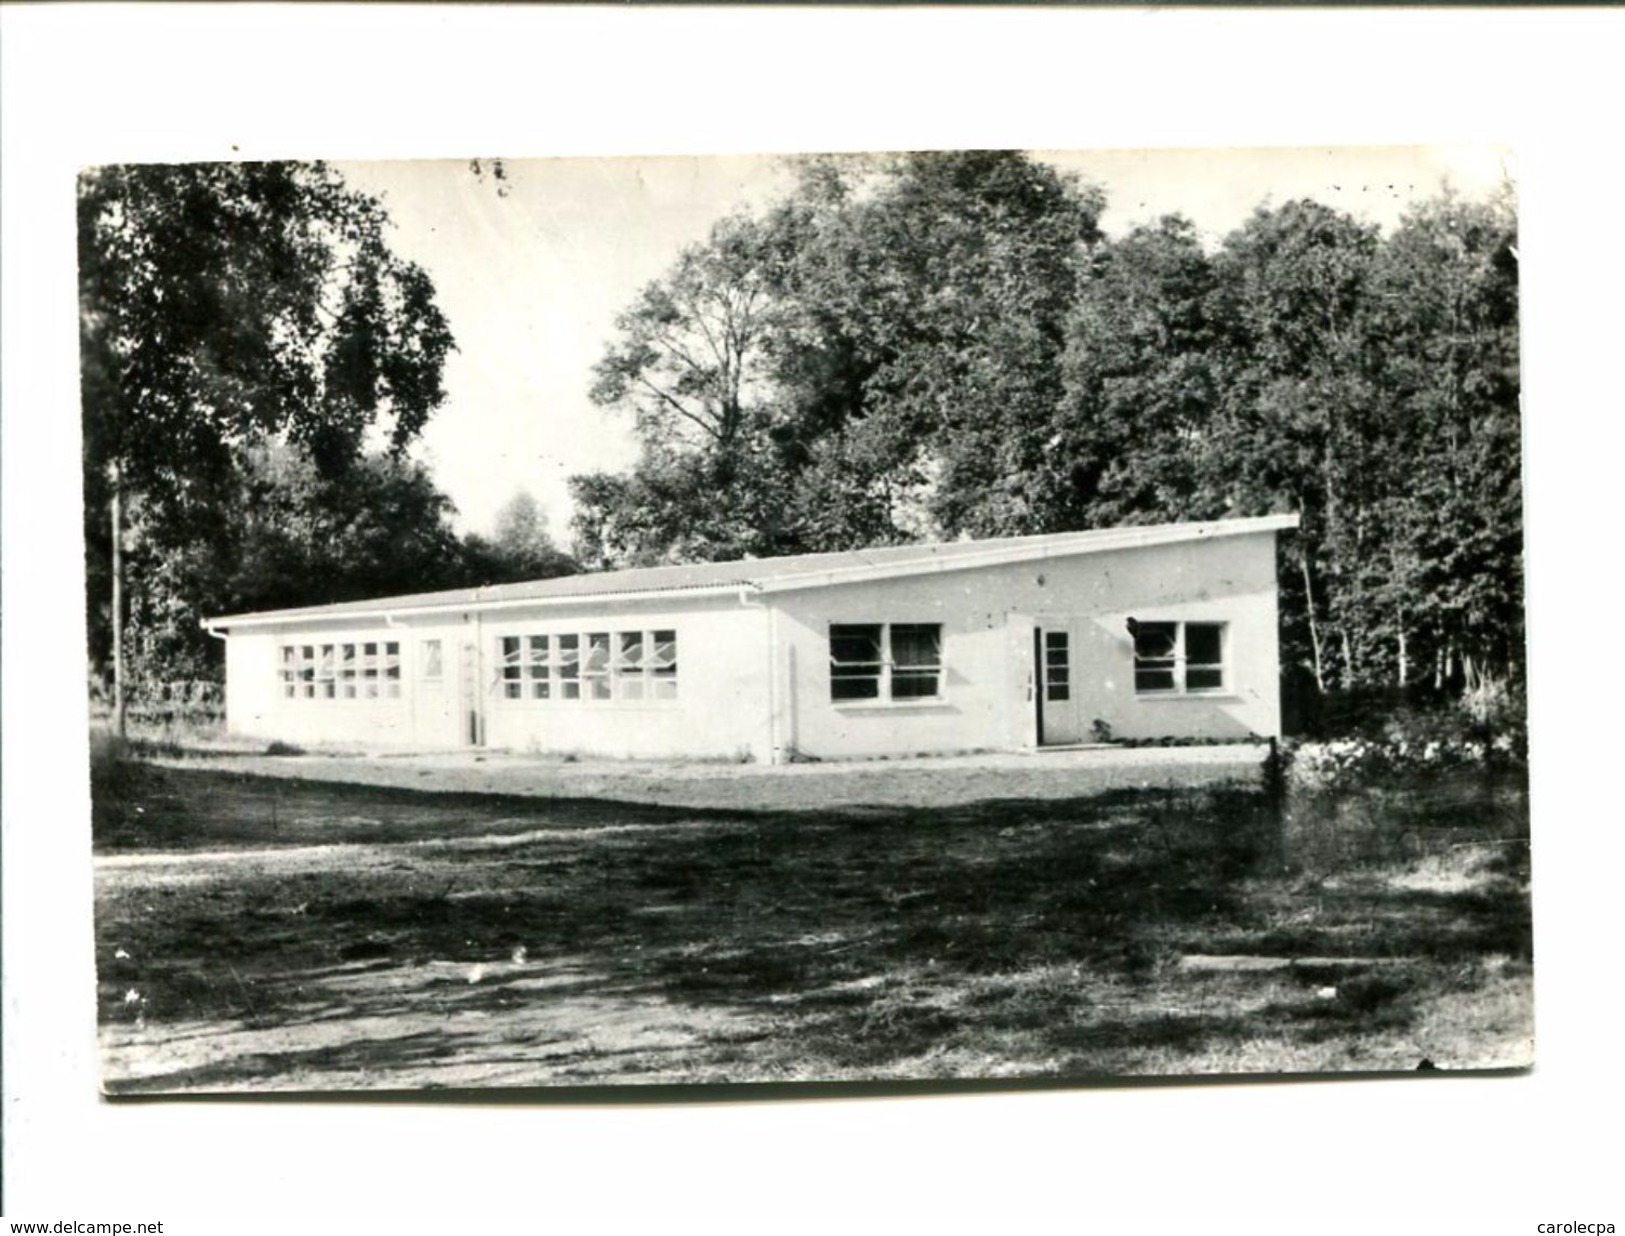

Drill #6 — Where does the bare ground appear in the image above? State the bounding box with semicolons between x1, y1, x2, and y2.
150;742;1271;812
93;749;1532;1094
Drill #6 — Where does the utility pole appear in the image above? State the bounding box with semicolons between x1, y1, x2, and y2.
110;460;125;739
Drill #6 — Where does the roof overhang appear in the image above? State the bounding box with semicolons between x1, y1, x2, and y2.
202;513;1299;633
202;582;764;633
754;513;1300;594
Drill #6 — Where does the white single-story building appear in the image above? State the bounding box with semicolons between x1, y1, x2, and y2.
203;513;1298;762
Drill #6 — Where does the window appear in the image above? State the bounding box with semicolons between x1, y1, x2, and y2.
361;641;379;698
584;633;612;700
650;629;678;700
830;624;883;701
1133;620;1226;694
317;645;337;699
420;639;444;684
890;624;942;699
616;631;645;700
527;636;551;700
1044;631;1071;702
491;628;678;703
829;623;944;703
278;640;402;702
557;634;581;699
500;636;524;699
340;643;357;698
383;641;402;698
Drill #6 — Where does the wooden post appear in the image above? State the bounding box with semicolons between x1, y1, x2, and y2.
110;461;126;739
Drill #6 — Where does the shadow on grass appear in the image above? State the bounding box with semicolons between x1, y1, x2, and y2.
94;757;1530;1086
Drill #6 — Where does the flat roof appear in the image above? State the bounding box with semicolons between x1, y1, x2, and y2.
205;513;1299;629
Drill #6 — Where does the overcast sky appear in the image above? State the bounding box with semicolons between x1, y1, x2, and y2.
337;145;1511;541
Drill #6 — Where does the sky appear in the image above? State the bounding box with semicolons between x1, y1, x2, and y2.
337;145;1512;541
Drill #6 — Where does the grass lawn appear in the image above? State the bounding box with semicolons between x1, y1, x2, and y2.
93;752;1532;1092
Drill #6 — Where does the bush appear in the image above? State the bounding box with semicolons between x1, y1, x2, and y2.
1284;726;1524;792
1281;676;1527;791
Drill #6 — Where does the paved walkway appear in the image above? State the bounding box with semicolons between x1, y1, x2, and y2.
158;742;1270;812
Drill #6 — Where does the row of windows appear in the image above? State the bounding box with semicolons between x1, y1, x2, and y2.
279;641;405;700
499;630;677;702
279;620;1226;706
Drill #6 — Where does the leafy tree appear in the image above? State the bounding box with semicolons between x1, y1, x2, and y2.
578;170;1521;711
590;213;782;458
769;151;1106;539
463;489;578;584
576;151;1105;562
1202;201;1383;691
578;210;798;564
1055;214;1223;527
111;442;472;687
80;161;455;726
1364;192;1521;690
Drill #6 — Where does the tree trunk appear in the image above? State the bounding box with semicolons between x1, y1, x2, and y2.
1397;610;1409;689
110;463;126;739
1300;551;1326;694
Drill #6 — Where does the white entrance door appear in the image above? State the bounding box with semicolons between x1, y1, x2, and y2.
1038;624;1084;745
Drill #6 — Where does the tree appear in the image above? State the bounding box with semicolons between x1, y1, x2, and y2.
576;163;1522;710
576;151;1105;563
1055;214;1224;528
767;151;1106;539
1364;191;1521;690
1203;200;1383;692
80;161;455;728
464;490;578;584
590;213;782;458
117;442;474;684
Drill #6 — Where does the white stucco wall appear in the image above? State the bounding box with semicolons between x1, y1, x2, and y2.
479;596;771;760
222;529;1282;761
223;595;774;760
223;615;466;749
769;530;1283;760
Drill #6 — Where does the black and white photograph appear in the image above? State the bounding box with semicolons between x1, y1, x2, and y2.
77;146;1531;1095
12;5;1625;1231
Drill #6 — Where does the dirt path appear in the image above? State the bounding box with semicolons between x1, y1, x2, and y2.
154;743;1269;812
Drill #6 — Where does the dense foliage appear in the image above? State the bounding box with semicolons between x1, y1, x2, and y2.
578;155;1522;698
80;162;570;691
81;153;1521;708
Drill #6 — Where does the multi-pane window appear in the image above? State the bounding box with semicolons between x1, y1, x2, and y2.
420;639;444;685
1044;631;1071;701
889;624;943;699
829;624;883;700
616;631;646;700
1132;620;1226;694
278;641;401;701
361;642;380;698
829;623;944;702
527;636;551;699
650;630;678;700
317;645;337;699
557;634;581;700
502;635;561;700
584;633;612;700
278;646;300;698
493;629;678;703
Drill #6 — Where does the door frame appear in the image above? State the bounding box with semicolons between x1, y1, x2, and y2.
1033;614;1084;747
